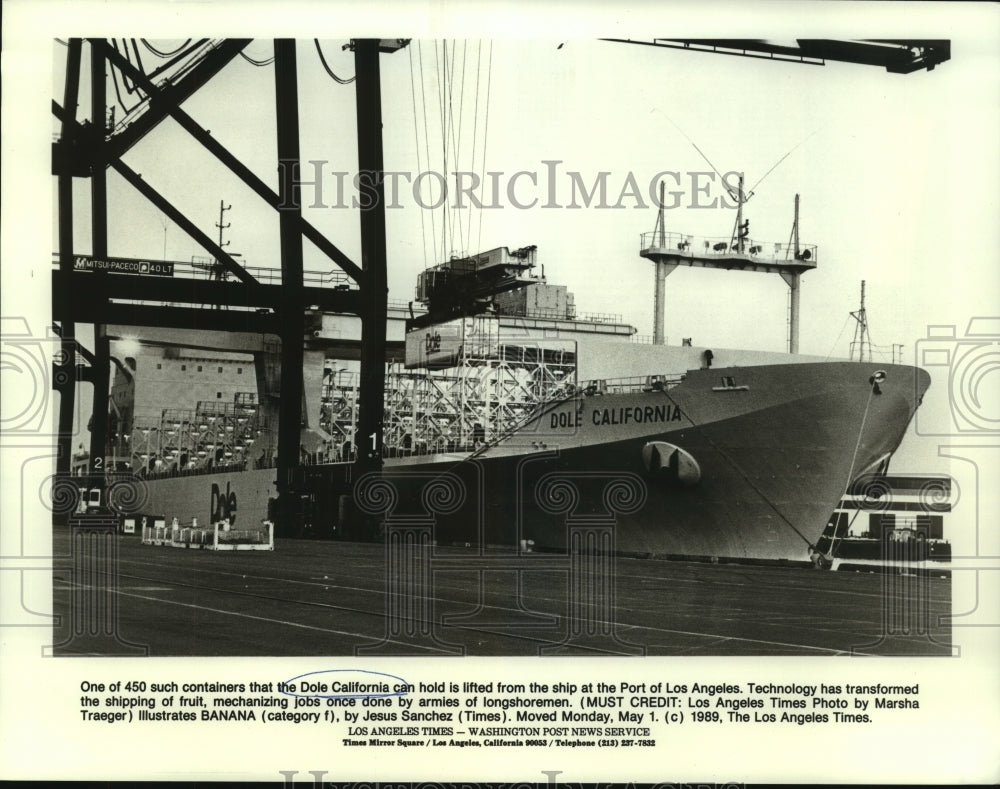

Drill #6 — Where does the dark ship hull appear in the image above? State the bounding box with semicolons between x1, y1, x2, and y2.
132;360;928;563
369;360;930;562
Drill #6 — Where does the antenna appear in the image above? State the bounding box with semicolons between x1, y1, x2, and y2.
214;200;232;282
159;214;169;260
190;200;240;310
747;129;820;195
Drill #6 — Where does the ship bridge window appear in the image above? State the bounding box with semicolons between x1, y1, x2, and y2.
197;365;202;372
218;366;223;373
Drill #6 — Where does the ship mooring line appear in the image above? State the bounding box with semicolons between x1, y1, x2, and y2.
844;384;876;496
828;502;864;559
653;385;816;550
429;377;819;556
449;388;581;467
824;312;852;360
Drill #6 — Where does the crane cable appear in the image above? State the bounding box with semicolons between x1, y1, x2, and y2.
435;40;449;260
467;41;483;258
407;40;493;265
141;39;193;58
240;50;275;67
417;42;438;267
475;41;494;258
314;40;354;83
447;40;468;256
408;43;430;270
108;40;139;117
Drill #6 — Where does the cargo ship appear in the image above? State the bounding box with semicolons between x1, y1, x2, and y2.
92;197;932;565
384;358;928;563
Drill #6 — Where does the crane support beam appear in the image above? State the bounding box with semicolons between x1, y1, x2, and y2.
97;39;250;161
52;100;260;287
87;43;110;489
56;39;83;482
273;39;308;535
605;39;950;73
353;39;390;477
53;270;361;316
56;302;281;335
91;39;365;285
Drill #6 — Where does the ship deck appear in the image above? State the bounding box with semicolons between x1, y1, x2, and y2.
51;530;952;657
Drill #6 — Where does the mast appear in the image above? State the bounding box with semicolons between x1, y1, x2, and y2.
658;181;666;248
653;180;668;345
784;194;801;353
849;280;870;362
731;173;745;253
793;193;800;257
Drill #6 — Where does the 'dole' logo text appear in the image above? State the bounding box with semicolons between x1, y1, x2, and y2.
210;482;237;525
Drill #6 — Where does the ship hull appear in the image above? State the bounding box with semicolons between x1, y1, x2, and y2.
381;361;929;562
133;361;929;563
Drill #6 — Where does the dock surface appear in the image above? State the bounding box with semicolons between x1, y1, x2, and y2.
51;530;952;657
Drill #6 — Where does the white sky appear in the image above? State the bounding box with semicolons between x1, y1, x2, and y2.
0;2;996;476
37;23;998;474
47;32;999;360
48;32;1000;348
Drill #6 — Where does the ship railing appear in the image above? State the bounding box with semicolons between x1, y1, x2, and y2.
576;311;624;324
138;460;249;481
388;299;422;312
580;374;685;395
629;335;698;346
640;231;818;265
92;299;270;313
494;306;626;324
194;401;258;417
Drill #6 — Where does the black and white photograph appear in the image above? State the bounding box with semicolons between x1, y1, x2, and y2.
1;0;998;783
